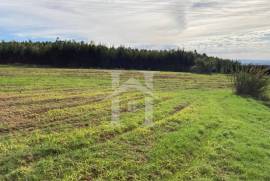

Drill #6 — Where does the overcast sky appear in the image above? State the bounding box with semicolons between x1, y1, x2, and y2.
1;0;270;63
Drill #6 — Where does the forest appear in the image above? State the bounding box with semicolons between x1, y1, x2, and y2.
0;40;243;73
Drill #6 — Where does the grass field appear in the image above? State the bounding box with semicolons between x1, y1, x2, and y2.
0;65;270;180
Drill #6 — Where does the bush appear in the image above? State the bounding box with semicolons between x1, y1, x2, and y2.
231;68;269;99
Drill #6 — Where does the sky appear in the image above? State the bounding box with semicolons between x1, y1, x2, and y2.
1;0;270;63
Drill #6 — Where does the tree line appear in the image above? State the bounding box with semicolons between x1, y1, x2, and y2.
0;40;245;73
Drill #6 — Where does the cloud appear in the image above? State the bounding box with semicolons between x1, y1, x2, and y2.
178;0;270;60
0;0;189;43
0;0;270;61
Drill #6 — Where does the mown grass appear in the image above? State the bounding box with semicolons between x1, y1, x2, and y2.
0;65;269;180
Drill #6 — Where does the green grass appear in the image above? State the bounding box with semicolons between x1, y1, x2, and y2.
0;65;269;180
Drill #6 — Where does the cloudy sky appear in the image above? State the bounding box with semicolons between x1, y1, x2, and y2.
1;0;270;63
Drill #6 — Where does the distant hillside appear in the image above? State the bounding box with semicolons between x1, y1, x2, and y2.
240;59;270;65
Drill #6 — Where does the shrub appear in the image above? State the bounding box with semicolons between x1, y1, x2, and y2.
231;67;269;99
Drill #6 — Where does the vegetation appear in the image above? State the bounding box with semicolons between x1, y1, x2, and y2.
191;57;215;74
232;67;269;99
0;40;241;73
0;65;270;180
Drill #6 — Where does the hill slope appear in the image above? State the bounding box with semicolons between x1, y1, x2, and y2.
0;66;269;180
